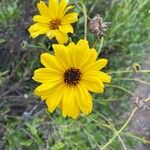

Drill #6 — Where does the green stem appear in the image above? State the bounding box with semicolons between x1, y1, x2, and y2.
74;1;88;39
83;128;102;149
113;78;150;86
106;84;136;96
92;38;99;48
122;132;150;144
108;70;150;74
101;108;137;150
113;127;128;150
97;37;104;55
94;112;150;147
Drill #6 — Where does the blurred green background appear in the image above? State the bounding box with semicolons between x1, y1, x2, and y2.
0;0;150;149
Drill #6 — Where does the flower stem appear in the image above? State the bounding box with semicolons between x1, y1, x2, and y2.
101;108;137;150
113;78;150;86
74;1;88;39
108;70;150;74
106;84;136;96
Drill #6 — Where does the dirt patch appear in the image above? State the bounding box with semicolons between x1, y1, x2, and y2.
0;0;35;68
130;53;150;150
0;0;36;116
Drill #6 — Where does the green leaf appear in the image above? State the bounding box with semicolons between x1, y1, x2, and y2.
20;139;33;146
0;39;6;44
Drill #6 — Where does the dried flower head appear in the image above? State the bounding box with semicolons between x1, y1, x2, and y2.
133;97;150;111
132;63;141;73
88;14;110;37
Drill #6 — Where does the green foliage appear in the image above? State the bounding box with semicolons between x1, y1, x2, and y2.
0;0;21;27
0;0;150;149
104;0;150;50
84;0;150;56
0;70;8;86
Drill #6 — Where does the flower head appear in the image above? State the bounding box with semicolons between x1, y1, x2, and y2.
33;39;111;119
28;0;78;44
88;14;110;37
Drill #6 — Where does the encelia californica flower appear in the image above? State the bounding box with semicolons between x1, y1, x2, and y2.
28;0;78;44
33;39;111;119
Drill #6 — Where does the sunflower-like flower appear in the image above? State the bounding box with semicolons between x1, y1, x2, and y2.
33;39;111;119
28;0;78;44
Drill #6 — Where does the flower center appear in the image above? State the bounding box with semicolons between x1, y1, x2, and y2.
49;19;61;30
64;68;81;86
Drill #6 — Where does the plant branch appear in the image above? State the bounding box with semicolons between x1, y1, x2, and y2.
101;107;137;150
74;0;88;39
106;84;136;96
108;70;150;74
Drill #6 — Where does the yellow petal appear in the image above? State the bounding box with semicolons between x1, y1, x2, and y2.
52;44;70;68
29;31;46;38
54;30;68;44
77;39;89;49
40;53;64;72
71;41;90;68
82;59;108;73
83;71;111;83
98;71;111;83
59;24;73;33
64;5;75;15
79;48;98;71
28;23;49;38
62;87;80;119
81;77;104;93
87;48;98;63
49;0;58;18
46;84;65;113
34;83;61;100
28;24;49;33
58;0;68;18
69;39;97;69
35;88;53;100
95;59;108;70
76;85;92;114
34;81;60;93
33;15;49;23
66;42;77;67
46;30;55;39
32;68;62;83
37;1;51;18
62;12;78;24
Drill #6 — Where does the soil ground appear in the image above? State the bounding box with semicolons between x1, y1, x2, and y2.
131;53;150;150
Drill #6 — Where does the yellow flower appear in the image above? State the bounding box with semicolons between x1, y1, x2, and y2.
33;39;111;119
28;0;78;44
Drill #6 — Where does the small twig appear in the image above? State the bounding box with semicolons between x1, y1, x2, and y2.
92;111;128;150
106;84;136;96
93;113;150;148
113;78;150;86
92;37;100;48
92;37;104;55
97;37;104;55
122;132;150;144
118;135;128;150
0;61;34;98
108;70;150;74
101;108;137;150
74;0;88;39
113;127;128;150
74;0;91;20
16;101;42;129
145;96;150;102
93;95;150;149
82;126;102;149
